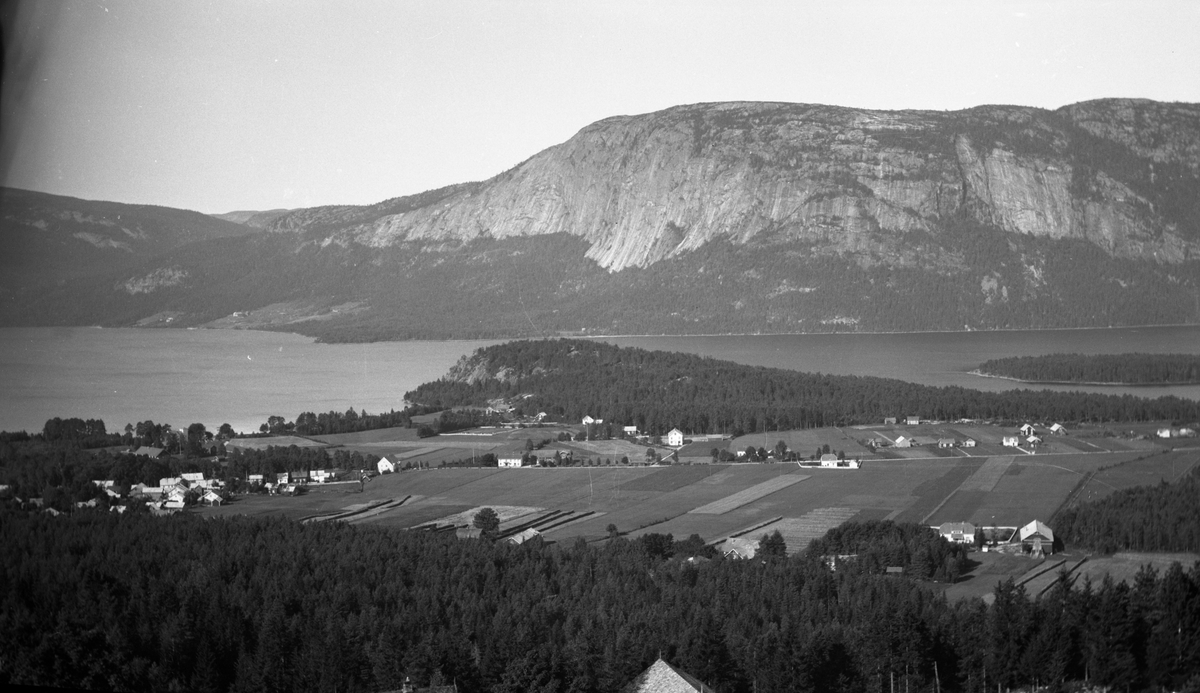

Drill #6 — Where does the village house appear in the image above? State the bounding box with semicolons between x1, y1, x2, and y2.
819;453;839;467
1018;519;1055;556
894;436;911;448
498;454;524;468
1049;423;1066;435
883;417;897;425
1157;428;1173;438
289;470;309;484
623;425;639;436
248;474;264;485
1020;423;1036;436
937;438;956;448
134;447;165;459
201;489;223;507
1026;435;1042;447
505;528;542;546
1002;436;1020;447
276;472;290;486
377;457;396;474
666;428;685;447
906;416;920;425
310;469;335;483
181;472;205;484
962;438;977;447
937;521;977;544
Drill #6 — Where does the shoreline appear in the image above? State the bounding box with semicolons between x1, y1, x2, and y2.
5;321;1197;344
968;369;1200;388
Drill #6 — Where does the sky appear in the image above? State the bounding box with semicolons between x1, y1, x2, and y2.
1;0;1198;215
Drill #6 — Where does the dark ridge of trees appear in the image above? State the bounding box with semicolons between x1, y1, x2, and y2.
806;520;972;583
406;339;1200;435
1;511;1199;692
288;407;424;436
40;417;123;448
1053;465;1200;554
978;352;1200;385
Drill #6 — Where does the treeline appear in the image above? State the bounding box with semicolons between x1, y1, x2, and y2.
807;520;971;583
2;511;1199;692
407;339;1200;435
1053;465;1200;554
0;432;352;503
978;352;1200;384
289;408;417;436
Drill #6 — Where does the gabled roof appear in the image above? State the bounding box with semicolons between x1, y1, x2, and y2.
1019;520;1054;542
938;521;976;535
621;658;716;693
506;528;542;545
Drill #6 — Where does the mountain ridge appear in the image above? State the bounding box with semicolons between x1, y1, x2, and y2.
2;98;1198;340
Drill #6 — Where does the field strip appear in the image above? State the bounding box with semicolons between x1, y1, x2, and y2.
428;505;543;528
689;474;810;515
302;495;413;524
957;456;1014;492
724;508;858;555
393;447;442;459
345;496;421;524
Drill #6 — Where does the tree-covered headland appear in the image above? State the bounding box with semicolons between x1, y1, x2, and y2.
407;340;1200;435
977;353;1200;385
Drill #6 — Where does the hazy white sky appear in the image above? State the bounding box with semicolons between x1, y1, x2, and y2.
2;0;1197;214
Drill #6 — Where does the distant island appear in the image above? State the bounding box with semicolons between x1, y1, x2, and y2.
975;353;1200;385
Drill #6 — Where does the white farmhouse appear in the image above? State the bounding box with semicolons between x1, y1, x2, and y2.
666;428;685;447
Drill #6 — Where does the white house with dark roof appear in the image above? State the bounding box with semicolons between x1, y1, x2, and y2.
938;521;977;544
666;428;685;447
498;455;524;468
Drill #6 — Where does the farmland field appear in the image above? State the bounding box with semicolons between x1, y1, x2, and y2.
201;426;1187;558
1066;450;1200;507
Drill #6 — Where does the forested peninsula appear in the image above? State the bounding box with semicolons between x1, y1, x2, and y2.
408;340;1200;433
976;353;1200;385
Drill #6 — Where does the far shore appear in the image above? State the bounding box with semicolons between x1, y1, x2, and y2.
11;320;1196;344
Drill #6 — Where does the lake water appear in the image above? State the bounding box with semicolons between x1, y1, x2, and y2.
2;326;1198;435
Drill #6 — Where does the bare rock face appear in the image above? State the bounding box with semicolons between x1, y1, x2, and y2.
274;99;1199;271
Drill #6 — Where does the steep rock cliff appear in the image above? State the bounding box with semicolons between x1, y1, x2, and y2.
271;99;1199;271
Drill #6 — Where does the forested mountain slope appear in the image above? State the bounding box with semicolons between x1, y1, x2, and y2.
2;510;1198;692
3;99;1199;339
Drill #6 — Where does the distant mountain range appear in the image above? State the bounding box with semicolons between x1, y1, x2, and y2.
2;98;1198;341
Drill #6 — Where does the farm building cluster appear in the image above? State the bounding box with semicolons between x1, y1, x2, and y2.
934;519;1057;557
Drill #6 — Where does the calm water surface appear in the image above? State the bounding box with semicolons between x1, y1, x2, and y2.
2;326;1197;434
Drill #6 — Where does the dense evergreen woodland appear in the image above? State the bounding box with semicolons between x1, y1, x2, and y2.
978;353;1200;385
2;511;1200;692
408;340;1200;434
1053;465;1200;554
